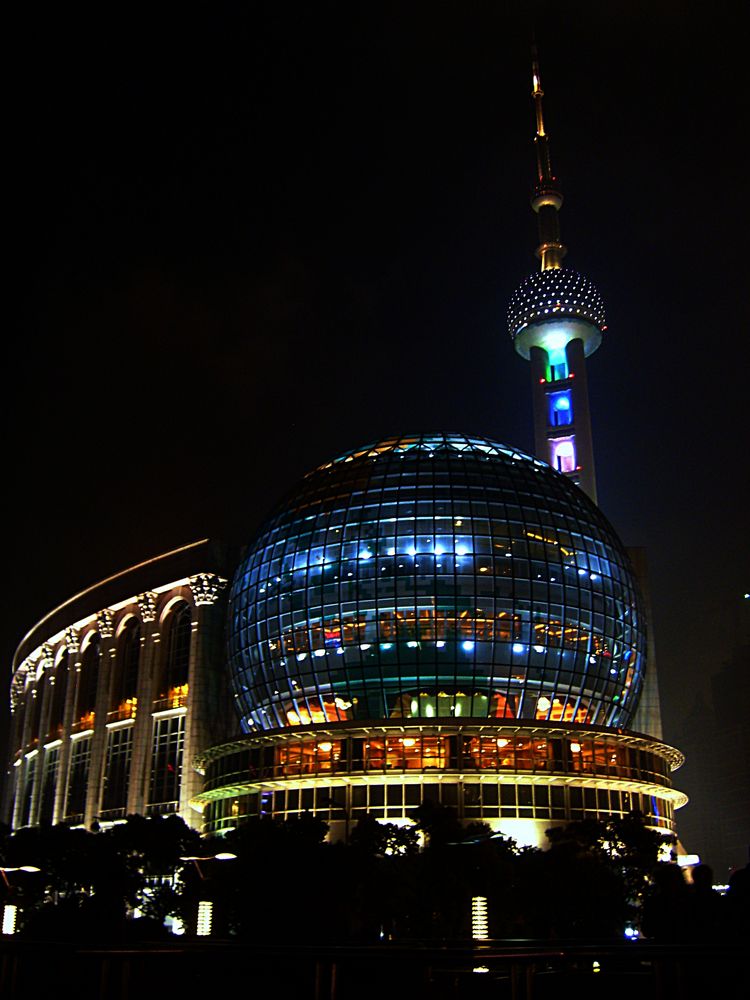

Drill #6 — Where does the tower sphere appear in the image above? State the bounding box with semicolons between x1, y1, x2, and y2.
228;432;645;733
508;268;606;359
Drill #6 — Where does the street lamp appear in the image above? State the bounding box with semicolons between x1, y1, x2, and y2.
179;853;237;937
179;853;237;880
0;866;41;936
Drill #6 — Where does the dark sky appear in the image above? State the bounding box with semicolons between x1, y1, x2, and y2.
5;4;748;782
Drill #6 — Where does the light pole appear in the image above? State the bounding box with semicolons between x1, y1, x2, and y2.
179;853;237;936
0;866;41;936
179;852;237;880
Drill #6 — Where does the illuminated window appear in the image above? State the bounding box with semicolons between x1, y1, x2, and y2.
101;726;134;814
110;618;140;719
156;603;191;705
20;754;37;826
39;745;60;824
550;438;576;473
47;653;68;738
549;391;573;426
75;634;100;729
148;714;185;812
548;347;569;381
66;736;92;820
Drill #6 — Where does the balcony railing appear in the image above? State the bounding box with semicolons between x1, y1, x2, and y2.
70;713;95;734
152;686;188;713
107;700;137;723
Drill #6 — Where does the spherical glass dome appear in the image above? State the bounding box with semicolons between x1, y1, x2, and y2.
508;268;606;339
228;432;645;733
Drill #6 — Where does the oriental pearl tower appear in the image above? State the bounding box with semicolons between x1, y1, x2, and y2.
508;48;606;504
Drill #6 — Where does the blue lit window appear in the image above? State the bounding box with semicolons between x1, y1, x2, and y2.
549;391;573;426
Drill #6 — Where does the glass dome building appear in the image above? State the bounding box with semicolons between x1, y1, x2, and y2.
228;432;644;733
193;433;684;844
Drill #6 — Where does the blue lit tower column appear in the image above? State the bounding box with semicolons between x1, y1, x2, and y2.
508;52;606;504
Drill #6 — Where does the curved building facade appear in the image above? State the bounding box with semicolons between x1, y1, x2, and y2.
196;721;684;844
4;541;238;831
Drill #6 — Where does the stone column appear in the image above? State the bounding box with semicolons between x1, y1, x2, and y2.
565;337;598;504
11;659;38;828
5;681;25;818
180;574;228;826
36;644;57;746
53;628;82;824
127;594;160;817
26;645;56;826
84;612;117;828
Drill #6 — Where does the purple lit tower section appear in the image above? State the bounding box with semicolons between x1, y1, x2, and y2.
508;51;605;504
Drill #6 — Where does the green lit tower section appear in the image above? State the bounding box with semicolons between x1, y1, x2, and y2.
508;52;606;504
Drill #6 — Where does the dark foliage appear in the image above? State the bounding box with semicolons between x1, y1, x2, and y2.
0;810;696;942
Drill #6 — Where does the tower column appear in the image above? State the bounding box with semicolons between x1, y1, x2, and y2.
566;337;597;504
530;346;550;461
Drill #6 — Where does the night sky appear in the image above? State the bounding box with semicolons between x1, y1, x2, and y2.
5;3;748;831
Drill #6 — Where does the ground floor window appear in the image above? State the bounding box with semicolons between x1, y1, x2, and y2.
148;714;185;812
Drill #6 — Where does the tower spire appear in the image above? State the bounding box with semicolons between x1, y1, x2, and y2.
508;43;606;505
530;45;566;271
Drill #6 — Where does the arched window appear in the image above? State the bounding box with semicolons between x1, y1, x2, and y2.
550;438;576;474
549;391;573;427
75;634;100;728
110;618;140;719
156;602;191;707
28;683;44;742
47;652;68;737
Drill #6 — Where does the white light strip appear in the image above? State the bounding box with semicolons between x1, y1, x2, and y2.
471;896;489;940
2;905;18;936
152;707;187;720
196;900;213;937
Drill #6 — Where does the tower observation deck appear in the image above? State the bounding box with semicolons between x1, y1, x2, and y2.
508;49;606;504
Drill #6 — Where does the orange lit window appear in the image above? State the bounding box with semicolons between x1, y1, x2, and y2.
283;696;352;727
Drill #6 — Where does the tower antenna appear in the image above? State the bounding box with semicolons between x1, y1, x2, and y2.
530;44;566;271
